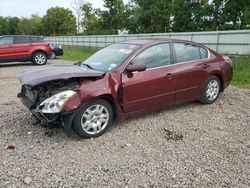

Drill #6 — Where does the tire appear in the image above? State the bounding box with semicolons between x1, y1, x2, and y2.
199;75;221;104
50;51;56;59
32;52;47;65
73;99;113;139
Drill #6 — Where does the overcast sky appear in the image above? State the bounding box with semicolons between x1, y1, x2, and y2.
0;0;105;18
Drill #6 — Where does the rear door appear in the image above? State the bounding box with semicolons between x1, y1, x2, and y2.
171;42;211;102
122;43;176;113
0;36;15;60
12;36;32;58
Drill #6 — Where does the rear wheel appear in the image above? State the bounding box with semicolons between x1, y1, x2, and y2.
73;99;113;139
50;51;56;59
32;52;47;65
200;75;221;104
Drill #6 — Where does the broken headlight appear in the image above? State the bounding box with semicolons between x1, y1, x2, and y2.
39;90;76;113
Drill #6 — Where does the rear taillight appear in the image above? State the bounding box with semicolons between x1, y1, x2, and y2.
223;56;233;66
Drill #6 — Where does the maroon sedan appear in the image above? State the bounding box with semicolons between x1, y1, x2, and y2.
17;39;233;138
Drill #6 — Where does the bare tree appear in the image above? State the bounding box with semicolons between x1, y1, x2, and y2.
71;0;85;34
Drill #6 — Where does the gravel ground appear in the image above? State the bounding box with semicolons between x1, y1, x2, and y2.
0;60;250;187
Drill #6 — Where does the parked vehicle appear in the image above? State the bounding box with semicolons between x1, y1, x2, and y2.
17;38;233;138
49;43;64;59
0;35;52;65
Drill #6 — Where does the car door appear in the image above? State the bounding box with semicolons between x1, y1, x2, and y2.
0;36;15;60
171;42;211;102
122;43;175;113
13;36;32;59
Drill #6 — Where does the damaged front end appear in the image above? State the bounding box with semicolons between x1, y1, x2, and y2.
17;64;106;135
17;79;81;133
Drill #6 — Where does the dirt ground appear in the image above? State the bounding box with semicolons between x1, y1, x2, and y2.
0;60;250;187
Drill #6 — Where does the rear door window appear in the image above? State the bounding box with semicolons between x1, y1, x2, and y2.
173;43;201;63
0;36;15;44
15;36;32;44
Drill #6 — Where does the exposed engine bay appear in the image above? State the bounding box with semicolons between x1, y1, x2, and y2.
19;79;78;110
18;79;80;126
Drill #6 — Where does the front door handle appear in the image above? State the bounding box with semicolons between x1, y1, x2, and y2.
203;64;210;69
165;73;174;79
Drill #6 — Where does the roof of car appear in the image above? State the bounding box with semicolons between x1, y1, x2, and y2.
119;38;206;47
119;38;170;45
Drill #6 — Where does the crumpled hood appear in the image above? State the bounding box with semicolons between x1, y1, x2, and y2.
17;64;104;87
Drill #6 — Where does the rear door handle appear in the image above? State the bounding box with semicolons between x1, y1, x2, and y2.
203;64;210;69
165;73;174;79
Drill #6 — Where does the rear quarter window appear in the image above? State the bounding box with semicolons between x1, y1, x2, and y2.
31;36;45;42
199;47;208;59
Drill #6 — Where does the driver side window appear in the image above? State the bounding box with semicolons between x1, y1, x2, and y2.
132;43;171;69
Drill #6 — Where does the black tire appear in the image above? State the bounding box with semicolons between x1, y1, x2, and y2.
50;51;56;59
199;75;221;104
73;99;113;139
32;52;47;65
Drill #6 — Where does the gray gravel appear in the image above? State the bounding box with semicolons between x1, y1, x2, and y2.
1;60;250;187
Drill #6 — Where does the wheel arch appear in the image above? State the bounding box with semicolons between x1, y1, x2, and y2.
210;73;224;91
32;49;48;58
96;94;117;119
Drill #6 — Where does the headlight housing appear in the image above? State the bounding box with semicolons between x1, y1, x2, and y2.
39;90;77;113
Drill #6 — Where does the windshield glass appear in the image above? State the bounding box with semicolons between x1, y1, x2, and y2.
81;43;140;72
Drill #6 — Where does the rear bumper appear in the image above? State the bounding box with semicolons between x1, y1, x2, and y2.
223;65;233;90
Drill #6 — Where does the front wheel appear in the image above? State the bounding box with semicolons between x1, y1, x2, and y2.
32;52;47;65
199;76;221;104
73;99;113;139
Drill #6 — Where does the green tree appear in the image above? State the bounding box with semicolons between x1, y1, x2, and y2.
81;3;104;35
123;1;142;33
7;17;20;34
242;6;250;29
18;18;33;35
222;0;250;30
135;0;172;33
30;14;42;35
101;0;127;34
0;16;9;35
172;0;212;32
41;7;76;35
172;0;194;32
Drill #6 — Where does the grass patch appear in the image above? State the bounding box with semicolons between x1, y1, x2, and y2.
60;46;250;89
231;57;250;88
61;45;99;61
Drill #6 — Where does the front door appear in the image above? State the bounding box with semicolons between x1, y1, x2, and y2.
122;43;175;113
0;36;15;60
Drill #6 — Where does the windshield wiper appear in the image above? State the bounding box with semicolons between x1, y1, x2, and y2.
81;63;94;70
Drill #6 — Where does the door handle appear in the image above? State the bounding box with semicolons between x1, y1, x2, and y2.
203;64;210;69
165;73;174;79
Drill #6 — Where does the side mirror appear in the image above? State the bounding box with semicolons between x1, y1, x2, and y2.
126;64;146;73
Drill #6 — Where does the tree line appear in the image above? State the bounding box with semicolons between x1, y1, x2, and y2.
0;0;250;36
